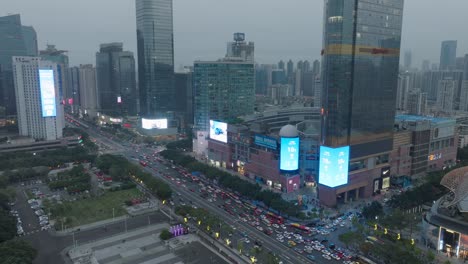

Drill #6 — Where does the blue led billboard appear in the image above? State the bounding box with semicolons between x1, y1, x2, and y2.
209;120;228;143
254;135;277;150
319;146;350;188
280;137;299;171
39;69;57;117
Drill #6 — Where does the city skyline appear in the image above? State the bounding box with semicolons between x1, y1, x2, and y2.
3;0;468;67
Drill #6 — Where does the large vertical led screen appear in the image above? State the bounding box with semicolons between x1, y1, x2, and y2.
39;69;57;117
209;120;228;143
319;146;350;187
280;137;299;171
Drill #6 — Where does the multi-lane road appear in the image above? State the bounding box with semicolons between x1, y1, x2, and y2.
75;119;351;264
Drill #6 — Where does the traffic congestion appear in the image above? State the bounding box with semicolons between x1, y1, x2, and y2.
132;145;363;264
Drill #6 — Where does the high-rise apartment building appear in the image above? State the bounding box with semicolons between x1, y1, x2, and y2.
226;33;254;62
396;73;410;110
136;0;174;116
12;56;64;140
78;64;98;117
437;78;458;112
278;60;285;71
440;40;457;70
0;14;29;116
404;50;412;70
320;0;404;206
96;43;137;116
422;60;430;72
407;89;427;115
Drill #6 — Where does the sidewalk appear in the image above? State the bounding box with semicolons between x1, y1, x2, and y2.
51;215;128;236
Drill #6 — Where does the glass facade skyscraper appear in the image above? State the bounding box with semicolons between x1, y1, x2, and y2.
321;0;404;158
0;14;28;116
193;61;254;131
440;40;457;71
96;43;137;116
136;0;174;116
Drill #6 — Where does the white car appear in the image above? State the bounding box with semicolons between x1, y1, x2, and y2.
322;254;331;260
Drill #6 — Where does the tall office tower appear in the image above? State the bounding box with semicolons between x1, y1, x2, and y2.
436;78;458;111
396;73;410;110
303;60;311;72
406;89;427;115
301;71;315;97
313;78;322;108
286;59;294;77
0;14;28;116
39;44;69;102
12;57;64;140
459;80;468;112
96;43;137;116
226;33;254;62
255;65;269;95
312;59;320;77
67;66;80;110
193;60;254;131
78;64;98;117
320;0;404;206
136;0;174;116
403;50;412;70
422;60;430;72
278;60;285;71
21;26;38;56
174;72;193;124
440;40;457;70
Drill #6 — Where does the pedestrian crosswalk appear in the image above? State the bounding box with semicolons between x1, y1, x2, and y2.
23;229;41;236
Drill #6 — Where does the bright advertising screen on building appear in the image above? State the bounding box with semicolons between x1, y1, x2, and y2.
141;118;168;129
254;135;277;150
39;69;57;117
209;120;228;143
319;146;350;188
280;137;299;171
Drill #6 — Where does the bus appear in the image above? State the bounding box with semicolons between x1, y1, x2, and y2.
290;223;311;233
266;212;285;224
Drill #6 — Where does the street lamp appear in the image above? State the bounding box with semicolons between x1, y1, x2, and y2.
250;256;257;263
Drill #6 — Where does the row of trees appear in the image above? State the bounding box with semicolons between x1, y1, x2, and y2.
160;149;302;217
48;165;91;194
95;155;172;200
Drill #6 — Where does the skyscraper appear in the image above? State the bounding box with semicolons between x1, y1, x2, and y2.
67;66;80;110
320;0;404;206
12;56;64;140
136;0;174;116
21;26;38;56
436;78;457;111
278;60;285;71
39;44;69;103
96;43;137;116
422;60;430;72
0;14;28;116
440;40;457;70
404;50;412;70
286;59;294;77
78;64;98;118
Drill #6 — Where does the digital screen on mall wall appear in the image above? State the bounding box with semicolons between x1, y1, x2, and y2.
209;120;228;143
280;137;299;171
319;146;350;188
39;69;57;117
142;118;168;129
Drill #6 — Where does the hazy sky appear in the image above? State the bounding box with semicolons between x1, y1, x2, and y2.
3;0;468;68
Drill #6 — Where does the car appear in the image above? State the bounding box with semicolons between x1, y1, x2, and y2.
322;254;332;260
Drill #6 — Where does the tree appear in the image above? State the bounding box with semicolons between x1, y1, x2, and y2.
339;231;363;249
362;201;383;220
426;251;435;263
237;240;244;253
0;210;16;243
0;239;37;264
159;229;172;240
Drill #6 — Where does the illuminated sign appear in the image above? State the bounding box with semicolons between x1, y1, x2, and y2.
428;153;442;161
382;177;390;189
209;120;227;143
280;137;299;171
319;146;350;188
142;118;168;129
109;118;122;123
254;135;277;150
67;98;73;105
117;96;122;103
39;69;57;117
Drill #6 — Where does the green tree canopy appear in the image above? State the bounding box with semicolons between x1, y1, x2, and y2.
0;239;37;264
